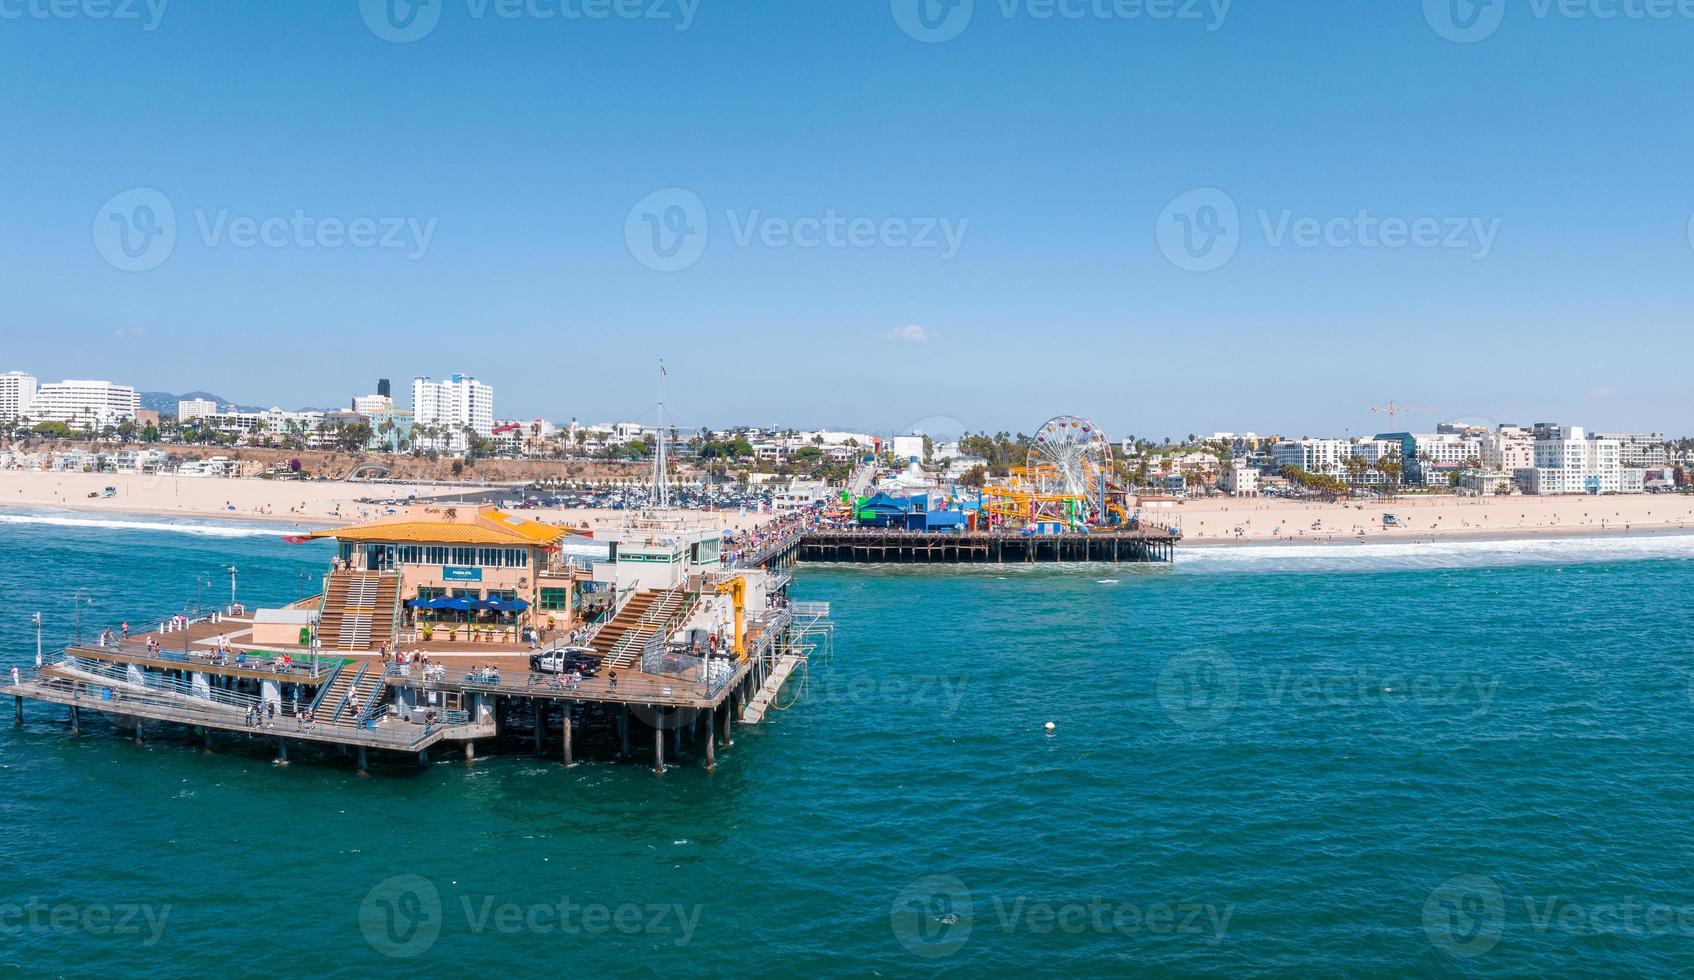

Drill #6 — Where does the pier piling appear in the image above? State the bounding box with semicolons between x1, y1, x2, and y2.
561;702;574;767
653;711;665;775
69;706;80;736
275;739;288;766
356;745;369;775
465;740;476;763
705;708;717;771
13;696;21;724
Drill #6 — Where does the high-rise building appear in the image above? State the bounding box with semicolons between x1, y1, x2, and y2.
1525;427;1623;494
412;374;494;451
0;371;38;420
36;379;141;429
377;378;391;399
178;397;219;420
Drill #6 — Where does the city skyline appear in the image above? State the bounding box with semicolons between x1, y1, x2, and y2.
3;4;1693;434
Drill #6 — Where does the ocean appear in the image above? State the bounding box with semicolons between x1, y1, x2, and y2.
4;511;1694;975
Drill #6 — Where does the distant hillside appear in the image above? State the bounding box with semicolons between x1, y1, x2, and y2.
141;391;337;417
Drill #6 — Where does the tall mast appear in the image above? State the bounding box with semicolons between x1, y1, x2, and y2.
651;360;669;509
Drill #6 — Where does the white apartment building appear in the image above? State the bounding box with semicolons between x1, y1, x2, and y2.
36;379;141;429
1524;427;1623;494
412;374;494;451
0;372;39;420
1221;460;1260;496
891;435;925;461
1593;432;1668;469
352;394;394;415
1478;426;1535;472
1269;438;1350;475
178;397;218;420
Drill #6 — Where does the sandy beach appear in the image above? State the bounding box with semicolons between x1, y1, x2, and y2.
1168;493;1694;545
5;469;1694;547
0;471;779;535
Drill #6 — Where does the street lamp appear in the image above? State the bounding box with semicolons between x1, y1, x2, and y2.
71;590;94;646
226;565;238;612
32;612;42;670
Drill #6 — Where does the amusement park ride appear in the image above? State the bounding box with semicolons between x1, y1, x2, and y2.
981;415;1131;530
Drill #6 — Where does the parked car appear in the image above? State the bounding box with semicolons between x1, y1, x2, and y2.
529;646;602;676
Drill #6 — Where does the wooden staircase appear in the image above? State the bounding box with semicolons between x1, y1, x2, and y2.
318;571;400;651
312;662;386;726
591;588;692;669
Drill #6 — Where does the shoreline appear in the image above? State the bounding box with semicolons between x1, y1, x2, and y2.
6;499;1694;554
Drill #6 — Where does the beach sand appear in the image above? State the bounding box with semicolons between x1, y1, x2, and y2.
1169;493;1694;545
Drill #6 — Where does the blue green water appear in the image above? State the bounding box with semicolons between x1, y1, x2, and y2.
5;511;1694;975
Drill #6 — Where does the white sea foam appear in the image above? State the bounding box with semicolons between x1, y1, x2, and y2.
1176;532;1694;575
0;511;293;540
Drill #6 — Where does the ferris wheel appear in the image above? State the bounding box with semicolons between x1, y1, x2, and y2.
1029;415;1112;515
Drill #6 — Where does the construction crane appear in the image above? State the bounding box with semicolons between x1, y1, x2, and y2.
1370;402;1438;429
714;575;746;659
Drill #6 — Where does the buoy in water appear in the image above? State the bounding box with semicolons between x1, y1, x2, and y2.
1044;722;1056;733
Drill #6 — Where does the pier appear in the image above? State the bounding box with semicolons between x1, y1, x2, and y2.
793;528;1178;564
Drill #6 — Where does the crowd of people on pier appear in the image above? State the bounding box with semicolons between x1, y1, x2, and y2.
722;511;816;566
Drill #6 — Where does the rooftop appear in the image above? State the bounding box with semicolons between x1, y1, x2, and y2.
308;505;569;547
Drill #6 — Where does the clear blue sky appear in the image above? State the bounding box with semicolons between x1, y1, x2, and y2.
3;0;1692;440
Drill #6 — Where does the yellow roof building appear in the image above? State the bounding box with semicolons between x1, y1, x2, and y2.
308;506;569;548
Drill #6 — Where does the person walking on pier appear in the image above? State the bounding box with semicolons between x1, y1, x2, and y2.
10;666;19;687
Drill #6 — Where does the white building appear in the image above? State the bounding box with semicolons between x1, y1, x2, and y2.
36;379;140;429
891;435;925;462
1269;439;1350;476
178;397;218;420
1524;427;1624;495
1221;460;1260;496
1593;432;1668;470
0;371;39;420
412;374;494;452
1479;426;1535;473
352;393;394;415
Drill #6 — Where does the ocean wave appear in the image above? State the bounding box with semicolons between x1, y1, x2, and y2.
0;511;296;540
1177;532;1694;574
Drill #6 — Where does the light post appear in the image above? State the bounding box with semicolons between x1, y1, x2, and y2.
71;590;94;646
32;612;42;670
226;565;238;612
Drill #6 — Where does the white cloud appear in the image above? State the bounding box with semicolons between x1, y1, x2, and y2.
887;324;930;343
114;326;146;339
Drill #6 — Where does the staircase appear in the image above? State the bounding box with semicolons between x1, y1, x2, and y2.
592;587;692;669
311;662;388;727
319;570;401;651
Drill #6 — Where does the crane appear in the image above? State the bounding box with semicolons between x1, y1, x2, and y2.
1370;402;1438;429
713;575;746;659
